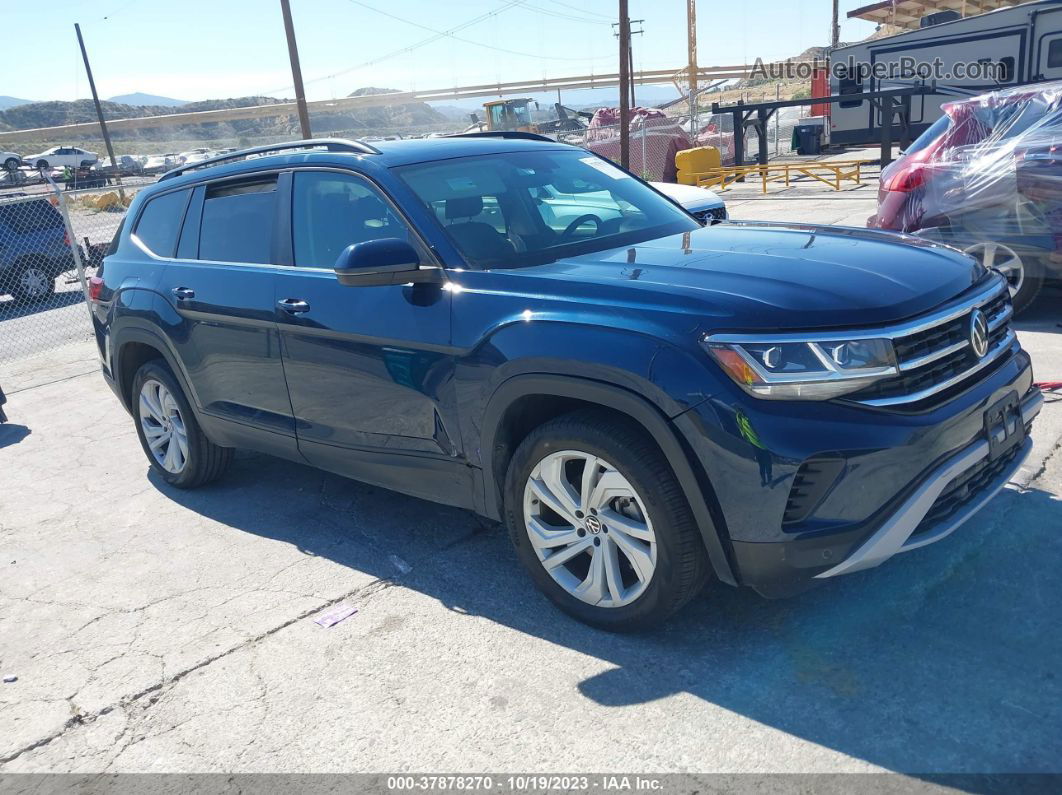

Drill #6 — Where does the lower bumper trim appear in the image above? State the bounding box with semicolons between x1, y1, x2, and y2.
815;389;1042;579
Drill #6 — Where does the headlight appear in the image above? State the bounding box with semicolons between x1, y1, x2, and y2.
703;335;897;401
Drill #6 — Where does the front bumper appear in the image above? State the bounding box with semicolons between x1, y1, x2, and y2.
816;388;1040;578
675;344;1039;596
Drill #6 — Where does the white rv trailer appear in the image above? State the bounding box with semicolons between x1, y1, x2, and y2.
829;0;1062;145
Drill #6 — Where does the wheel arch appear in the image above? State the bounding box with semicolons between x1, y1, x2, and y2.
480;373;737;586
111;324;200;414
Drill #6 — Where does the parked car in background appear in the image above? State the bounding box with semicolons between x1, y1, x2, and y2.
0;197;75;302
142;153;182;175
24;146;99;170
178;148;216;165
93;136;1039;630
870;81;1062;313
651;181;728;224
1;151;22;171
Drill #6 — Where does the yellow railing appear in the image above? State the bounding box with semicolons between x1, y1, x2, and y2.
692;160;877;194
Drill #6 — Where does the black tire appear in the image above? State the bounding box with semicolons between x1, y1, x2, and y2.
35;160;48;170
12;262;55;303
503;408;710;632
1009;255;1045;316
131;360;232;489
3;158;18;171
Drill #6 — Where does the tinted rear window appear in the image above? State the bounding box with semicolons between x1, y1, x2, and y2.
199;178;276;264
133;189;189;257
904;114;950;156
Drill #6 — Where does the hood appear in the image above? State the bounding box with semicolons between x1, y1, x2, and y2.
511;222;986;331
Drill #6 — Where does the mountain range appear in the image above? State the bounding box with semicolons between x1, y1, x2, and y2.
107;93;188;107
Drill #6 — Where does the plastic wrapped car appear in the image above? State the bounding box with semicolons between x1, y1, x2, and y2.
869;80;1062;313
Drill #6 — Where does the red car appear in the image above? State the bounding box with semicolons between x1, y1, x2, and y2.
870;82;1062;313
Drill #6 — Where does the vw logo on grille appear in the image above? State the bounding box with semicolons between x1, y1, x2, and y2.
969;309;990;359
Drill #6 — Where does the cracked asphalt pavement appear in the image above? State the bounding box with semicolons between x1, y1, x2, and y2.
1;187;1061;774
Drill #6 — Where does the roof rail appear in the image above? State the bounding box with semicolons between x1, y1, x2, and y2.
447;131;560;143
158;138;381;181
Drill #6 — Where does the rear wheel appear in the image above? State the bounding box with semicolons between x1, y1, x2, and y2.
132;360;232;488
3;158;18;171
504;409;710;631
962;240;1043;315
12;263;55;303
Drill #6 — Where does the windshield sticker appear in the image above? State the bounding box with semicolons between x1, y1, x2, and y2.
579;156;630;180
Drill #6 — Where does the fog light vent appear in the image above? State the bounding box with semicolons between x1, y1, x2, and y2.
782;456;846;525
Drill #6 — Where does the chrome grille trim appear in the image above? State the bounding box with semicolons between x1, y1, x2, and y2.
857;329;1017;408
899;339;970;372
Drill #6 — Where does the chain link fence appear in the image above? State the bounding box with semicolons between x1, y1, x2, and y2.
0;184;131;365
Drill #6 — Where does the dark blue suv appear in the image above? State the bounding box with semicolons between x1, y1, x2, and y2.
92;136;1042;630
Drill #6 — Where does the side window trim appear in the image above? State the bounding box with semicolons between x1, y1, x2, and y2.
176;185;205;260
275;171;294;267
287;166;439;269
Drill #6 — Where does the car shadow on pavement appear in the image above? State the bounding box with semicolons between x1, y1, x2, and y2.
150;451;1062;774
0;289;85;322
0;423;30;449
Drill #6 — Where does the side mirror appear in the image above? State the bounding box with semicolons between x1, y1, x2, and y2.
333;239;441;287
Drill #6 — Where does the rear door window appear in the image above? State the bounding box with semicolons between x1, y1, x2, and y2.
199;177;277;264
132;189;190;258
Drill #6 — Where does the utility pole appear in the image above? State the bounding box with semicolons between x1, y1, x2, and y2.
74;23;123;201
687;0;698;131
618;0;631;169
280;0;312;139
831;0;841;49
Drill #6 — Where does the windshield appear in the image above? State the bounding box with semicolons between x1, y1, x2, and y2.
395;149;698;268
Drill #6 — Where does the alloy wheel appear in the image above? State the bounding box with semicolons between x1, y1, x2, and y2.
18;267;51;299
138;379;189;474
522;450;657;608
963;241;1024;299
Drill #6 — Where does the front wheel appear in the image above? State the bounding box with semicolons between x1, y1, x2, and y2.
132;360;232;488
35;160;48;170
3;158;18;171
504;409;710;631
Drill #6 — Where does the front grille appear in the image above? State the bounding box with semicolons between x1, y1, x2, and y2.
910;438;1024;538
694;206;727;224
850;280;1015;408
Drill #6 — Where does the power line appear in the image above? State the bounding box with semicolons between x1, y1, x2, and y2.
538;0;613;21
515;1;613;25
341;0;610;62
260;0;612;95
257;0;526;94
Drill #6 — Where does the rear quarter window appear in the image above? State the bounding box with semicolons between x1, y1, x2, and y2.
133;189;191;258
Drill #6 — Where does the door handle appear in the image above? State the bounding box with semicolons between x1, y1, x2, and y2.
277;298;310;314
171;287;195;300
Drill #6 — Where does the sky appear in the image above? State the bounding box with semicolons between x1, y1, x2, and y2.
1;0;880;104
